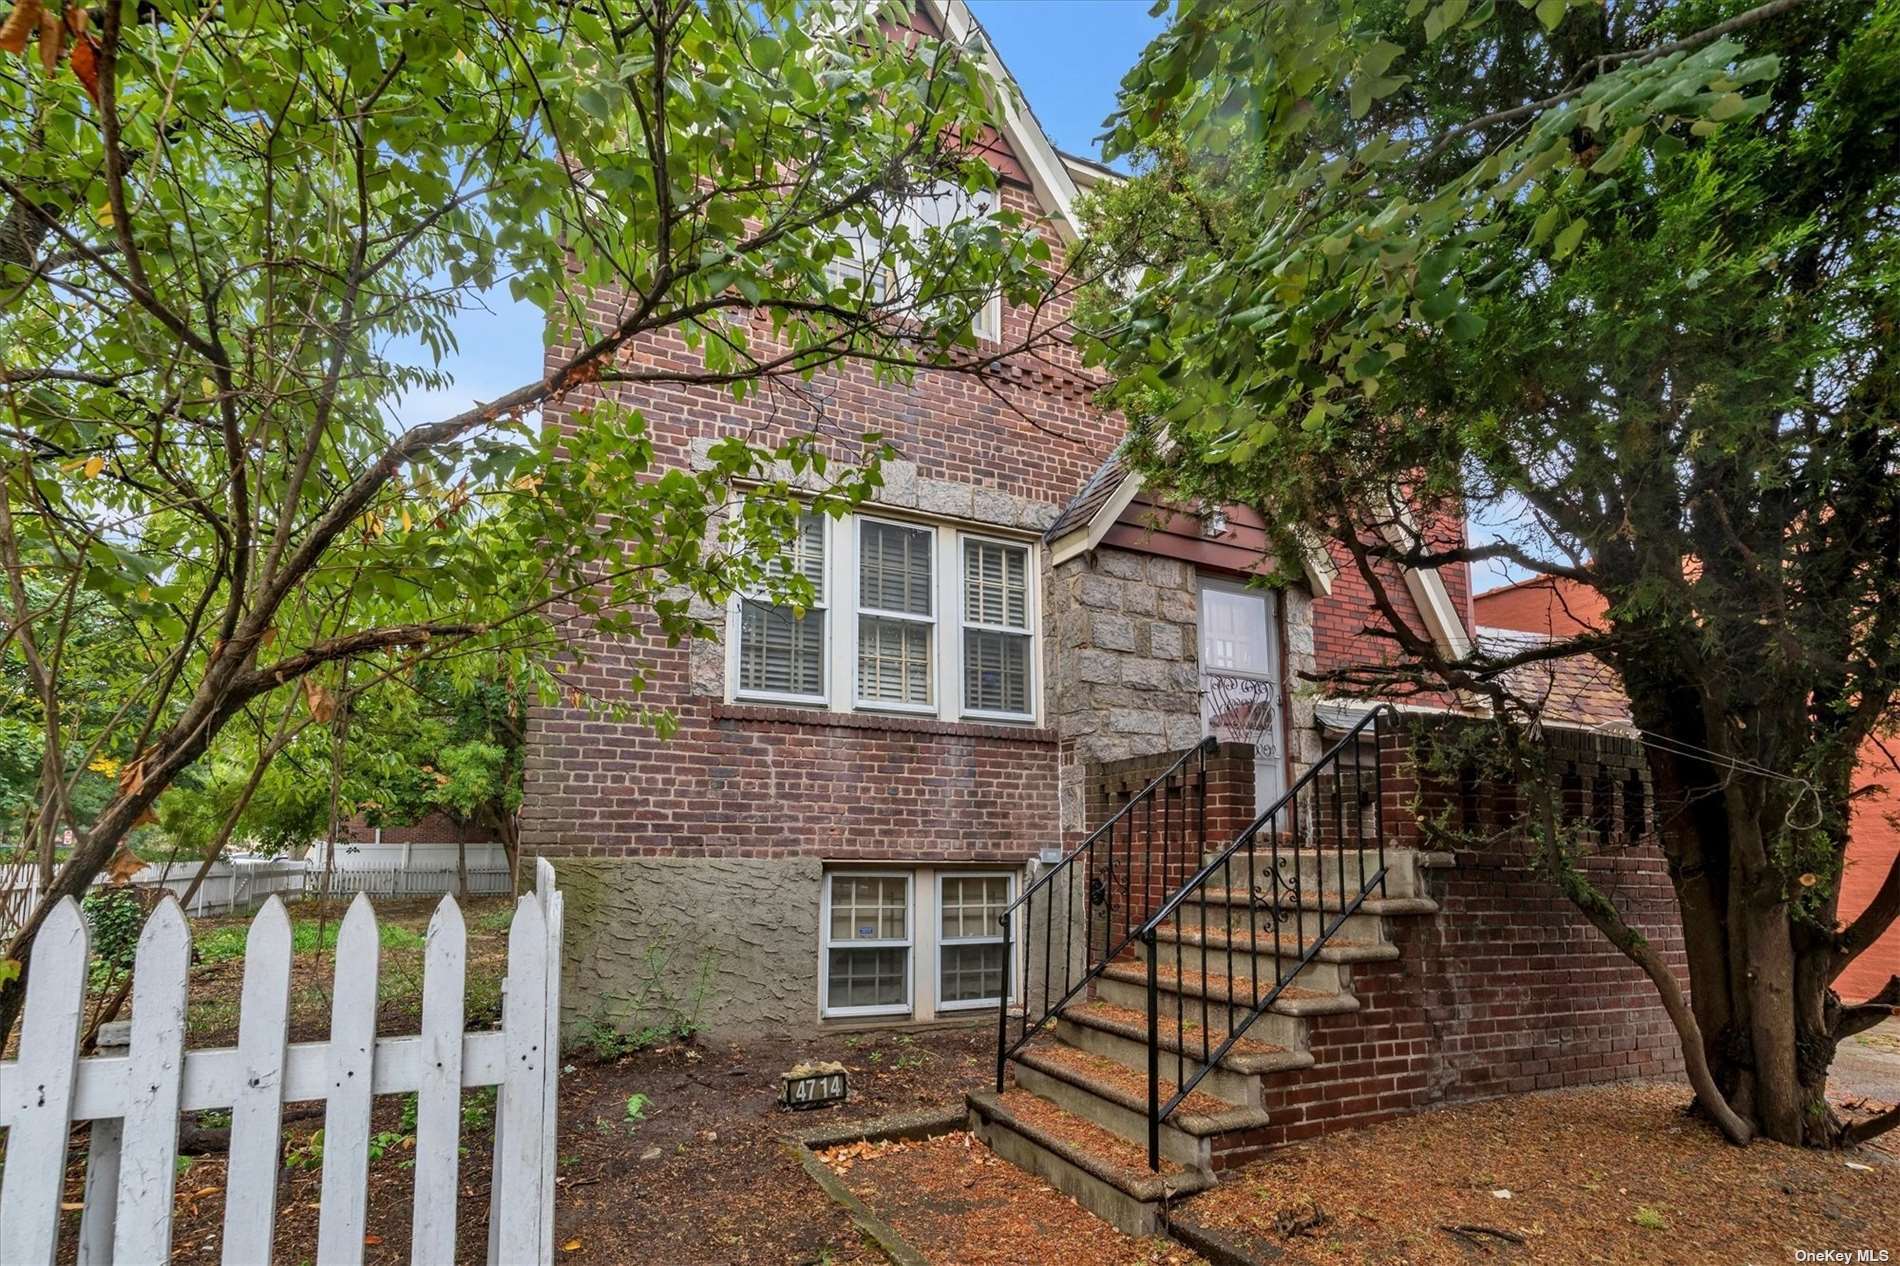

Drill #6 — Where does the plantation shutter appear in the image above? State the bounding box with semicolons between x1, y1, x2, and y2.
857;520;934;706
962;539;1031;716
736;513;826;698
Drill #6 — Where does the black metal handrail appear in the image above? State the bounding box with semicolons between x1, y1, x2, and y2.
1137;704;1395;1169
994;736;1220;1092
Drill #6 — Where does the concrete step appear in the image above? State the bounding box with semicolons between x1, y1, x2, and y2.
1196;846;1450;900
1166;897;1393;947
1094;961;1356;1045
1012;1040;1269;1168
1140;924;1399;994
1054;1000;1314;1105
968;1087;1213;1237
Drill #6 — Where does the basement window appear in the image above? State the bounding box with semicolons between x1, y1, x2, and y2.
937;873;1013;1009
819;866;1021;1021
821;872;912;1017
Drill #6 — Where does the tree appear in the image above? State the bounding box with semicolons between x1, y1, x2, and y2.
0;0;1085;1038
1084;0;1899;1146
343;665;528;891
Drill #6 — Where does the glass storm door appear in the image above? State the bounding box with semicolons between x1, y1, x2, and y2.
1198;579;1286;814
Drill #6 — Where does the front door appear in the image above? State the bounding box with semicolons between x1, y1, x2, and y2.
1198;578;1287;814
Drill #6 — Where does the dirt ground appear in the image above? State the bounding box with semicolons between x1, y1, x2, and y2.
171;894;515;1045
820;1130;1202;1266
1177;1081;1900;1266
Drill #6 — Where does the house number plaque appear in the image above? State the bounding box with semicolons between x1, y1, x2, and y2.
782;1061;849;1110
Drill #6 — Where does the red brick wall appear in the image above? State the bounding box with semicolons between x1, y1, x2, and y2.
1839;738;1900;1001
1473;578;1897;1004
340;812;495;845
1206;724;1686;1166
1079;743;1257;949
1310;542;1471;684
524;181;1120;866
1214;848;1688;1166
1473;575;1609;637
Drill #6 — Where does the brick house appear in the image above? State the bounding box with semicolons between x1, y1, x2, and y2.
522;0;1692;1228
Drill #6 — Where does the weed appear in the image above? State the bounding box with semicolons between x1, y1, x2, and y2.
462;1086;497;1132
194;926;250;964
1633;1206;1668;1231
476;906;516;934
624;1093;650;1124
197;1108;233;1130
284;1129;325;1171
367;1129;412;1164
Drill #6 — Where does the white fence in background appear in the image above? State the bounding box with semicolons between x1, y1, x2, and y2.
0;858;511;937
0;859;564;1265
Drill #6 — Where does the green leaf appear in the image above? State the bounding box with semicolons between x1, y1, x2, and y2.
1550;216;1587;260
1446;311;1486;341
1529;205;1562;247
1535;0;1566;30
1706;92;1747;121
1423;0;1469;43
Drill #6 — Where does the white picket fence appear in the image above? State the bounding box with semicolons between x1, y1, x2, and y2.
0;859;565;1265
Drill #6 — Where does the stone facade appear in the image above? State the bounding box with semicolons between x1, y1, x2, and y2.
557;856;822;1037
1048;547;1203;840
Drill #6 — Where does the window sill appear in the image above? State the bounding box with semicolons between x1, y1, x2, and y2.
712;701;1054;744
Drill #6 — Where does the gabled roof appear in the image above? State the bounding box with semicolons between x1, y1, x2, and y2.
1044;455;1339;597
1044;448;1130;542
920;0;1092;241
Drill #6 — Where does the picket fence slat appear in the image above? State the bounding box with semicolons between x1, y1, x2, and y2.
114;897;192;1264
222;899;295;1266
537;860;562;1266
318;894;381;1266
0;878;564;1265
411;898;467;1266
0;898;89;1266
76;1115;122;1266
494;894;550;1265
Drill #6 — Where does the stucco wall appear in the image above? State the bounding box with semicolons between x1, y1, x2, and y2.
556;856;823;1039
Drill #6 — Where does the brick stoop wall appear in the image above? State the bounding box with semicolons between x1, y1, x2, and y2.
1209;845;1688;1168
1195;722;1686;1167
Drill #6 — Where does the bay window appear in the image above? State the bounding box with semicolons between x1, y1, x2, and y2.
729;510;1039;723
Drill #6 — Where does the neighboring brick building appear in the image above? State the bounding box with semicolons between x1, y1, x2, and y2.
1475;575;1900;1005
520;1;1696;1212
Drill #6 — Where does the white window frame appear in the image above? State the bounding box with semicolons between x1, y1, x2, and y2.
970;292;1003;344
726;507;1042;725
935;871;1015;1011
822;253;890;307
957;532;1037;723
1197;574;1286;809
727;512;832;707
852;515;938;714
820;870;914;1019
